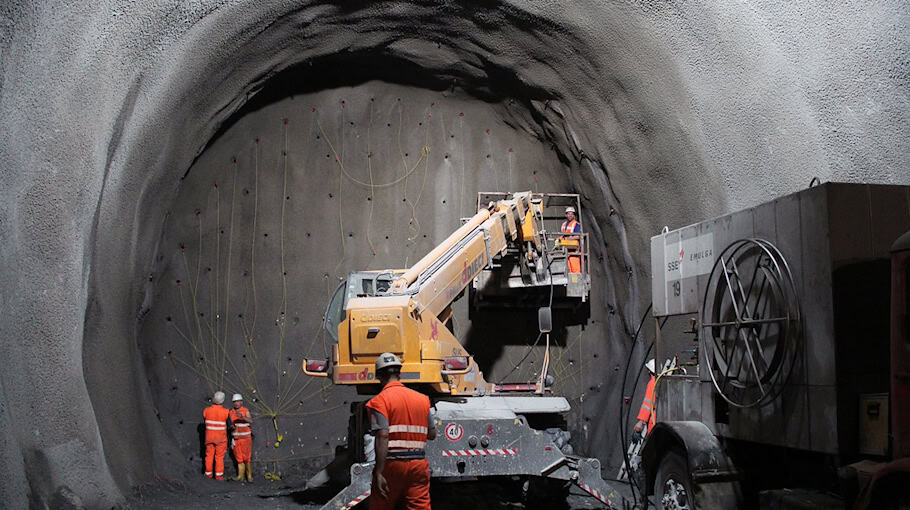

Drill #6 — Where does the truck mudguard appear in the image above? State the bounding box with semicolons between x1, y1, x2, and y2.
640;420;740;508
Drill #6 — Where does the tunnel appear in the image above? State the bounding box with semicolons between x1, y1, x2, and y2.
1;1;908;507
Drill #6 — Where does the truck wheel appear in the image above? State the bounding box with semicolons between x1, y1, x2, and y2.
655;450;694;510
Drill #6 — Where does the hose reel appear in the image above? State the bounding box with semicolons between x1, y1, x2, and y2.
700;239;801;408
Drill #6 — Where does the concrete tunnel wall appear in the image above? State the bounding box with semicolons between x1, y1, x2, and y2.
1;1;908;507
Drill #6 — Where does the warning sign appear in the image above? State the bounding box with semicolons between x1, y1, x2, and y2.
444;422;464;442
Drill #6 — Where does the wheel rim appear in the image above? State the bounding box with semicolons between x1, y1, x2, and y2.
661;477;691;510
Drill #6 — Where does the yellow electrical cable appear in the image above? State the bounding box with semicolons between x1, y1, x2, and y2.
222;162;238;388
317;118;425;189
365;100;377;259
274;120;291;408
214;181;221;386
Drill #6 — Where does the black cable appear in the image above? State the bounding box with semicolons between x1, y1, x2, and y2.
617;303;653;506
622;340;654;506
620;316;668;509
496;259;555;385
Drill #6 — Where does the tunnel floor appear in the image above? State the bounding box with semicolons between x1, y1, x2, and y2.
125;477;638;509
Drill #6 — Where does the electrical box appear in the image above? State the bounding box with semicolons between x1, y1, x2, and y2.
858;393;889;456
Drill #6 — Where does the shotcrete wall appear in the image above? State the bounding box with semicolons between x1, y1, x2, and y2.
140;81;597;477
1;1;908;507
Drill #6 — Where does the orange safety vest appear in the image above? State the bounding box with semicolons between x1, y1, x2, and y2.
561;219;579;233
365;381;431;452
203;405;230;443
229;407;251;439
637;376;657;434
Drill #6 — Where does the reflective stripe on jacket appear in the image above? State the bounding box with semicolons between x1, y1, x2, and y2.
637;376;657;434
561;219;579;233
203;405;231;443
229;407;252;438
366;381;431;452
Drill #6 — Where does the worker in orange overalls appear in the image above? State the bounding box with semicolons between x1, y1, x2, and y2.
634;359;657;437
203;391;232;480
229;393;253;482
560;206;583;274
366;353;437;510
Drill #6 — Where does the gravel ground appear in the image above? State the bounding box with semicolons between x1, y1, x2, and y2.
124;474;643;509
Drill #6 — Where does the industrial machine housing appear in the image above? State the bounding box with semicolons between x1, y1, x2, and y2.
642;182;910;509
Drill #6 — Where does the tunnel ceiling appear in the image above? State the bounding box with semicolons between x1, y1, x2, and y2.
1;1;908;507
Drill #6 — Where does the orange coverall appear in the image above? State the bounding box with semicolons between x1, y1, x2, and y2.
203;404;231;479
229;407;252;462
366;381;432;510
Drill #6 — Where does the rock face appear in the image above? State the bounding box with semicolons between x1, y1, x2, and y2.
0;1;907;507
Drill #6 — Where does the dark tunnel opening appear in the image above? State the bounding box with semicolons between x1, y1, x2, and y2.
138;46;631;486
77;4;683;502
78;5;689;501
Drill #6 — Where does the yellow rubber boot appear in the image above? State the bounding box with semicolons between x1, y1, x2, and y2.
234;463;245;482
245;462;253;482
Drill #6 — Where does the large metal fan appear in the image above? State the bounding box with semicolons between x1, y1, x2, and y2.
701;239;800;408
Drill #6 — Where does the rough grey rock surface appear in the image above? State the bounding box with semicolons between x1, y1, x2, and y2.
1;1;908;507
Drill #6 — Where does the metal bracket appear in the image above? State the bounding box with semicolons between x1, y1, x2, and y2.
481;227;493;270
319;462;373;510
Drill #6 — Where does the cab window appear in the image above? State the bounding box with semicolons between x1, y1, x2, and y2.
324;281;347;342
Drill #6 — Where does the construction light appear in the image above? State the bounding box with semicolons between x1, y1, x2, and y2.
443;356;469;370
303;359;328;375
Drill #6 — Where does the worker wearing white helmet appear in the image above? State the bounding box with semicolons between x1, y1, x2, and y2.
634;359;657;436
202;391;231;480
365;353;437;510
229;393;253;482
560;206;583;273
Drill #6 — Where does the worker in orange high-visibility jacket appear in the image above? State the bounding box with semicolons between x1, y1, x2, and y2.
203;391;232;480
229;393;253;482
366;353;437;510
634;359;657;437
560;206;583;274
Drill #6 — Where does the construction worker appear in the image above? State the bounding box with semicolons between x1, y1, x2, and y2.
366;353;437;510
203;391;232;480
634;359;657;437
229;393;253;482
560;206;583;273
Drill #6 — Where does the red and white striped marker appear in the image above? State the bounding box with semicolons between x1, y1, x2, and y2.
578;483;612;506
344;490;371;509
441;448;518;457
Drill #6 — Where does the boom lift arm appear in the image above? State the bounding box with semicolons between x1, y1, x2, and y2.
305;191;556;395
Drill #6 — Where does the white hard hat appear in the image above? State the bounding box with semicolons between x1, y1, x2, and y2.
213;391;225;404
565;206;576;214
645;359;656;374
232;393;243;402
375;352;402;371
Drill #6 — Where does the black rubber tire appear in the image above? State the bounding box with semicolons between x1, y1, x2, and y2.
655;449;695;510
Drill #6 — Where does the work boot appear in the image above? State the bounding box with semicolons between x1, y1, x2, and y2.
234;463;245;482
245;462;253;482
